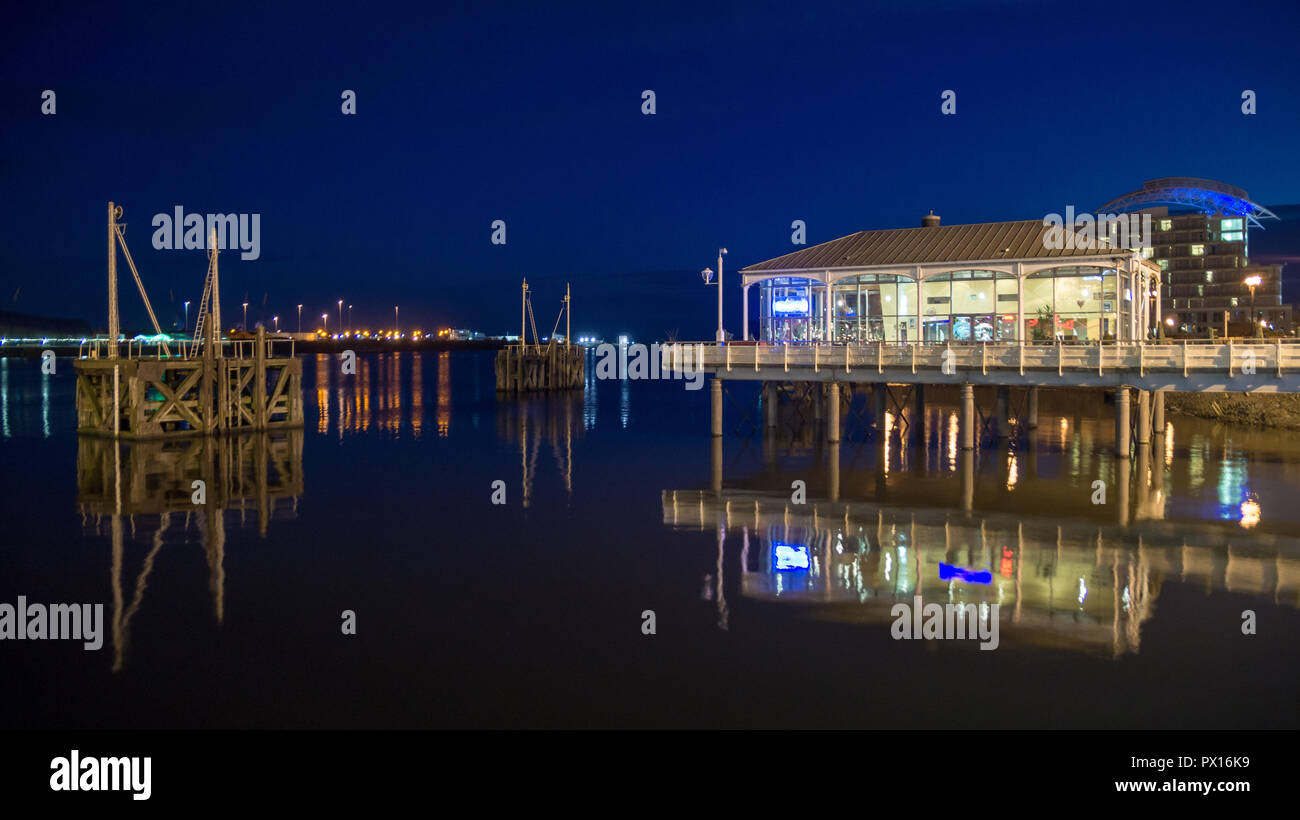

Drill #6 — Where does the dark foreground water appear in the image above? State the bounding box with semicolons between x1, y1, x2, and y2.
0;352;1297;729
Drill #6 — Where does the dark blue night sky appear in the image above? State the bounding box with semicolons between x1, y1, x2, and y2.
3;0;1298;340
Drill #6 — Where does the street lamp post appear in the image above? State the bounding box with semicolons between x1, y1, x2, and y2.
338;300;344;336
322;314;328;335
183;300;190;332
394;306;399;336
297;304;303;333
715;248;727;342
242;301;249;331
273;316;279;332
1245;275;1262;339
348;305;353;333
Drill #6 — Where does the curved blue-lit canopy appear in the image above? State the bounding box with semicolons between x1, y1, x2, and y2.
1098;177;1279;229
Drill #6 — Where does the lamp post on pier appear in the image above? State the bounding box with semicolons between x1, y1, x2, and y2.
1245;275;1262;339
297;304;303;333
702;247;727;343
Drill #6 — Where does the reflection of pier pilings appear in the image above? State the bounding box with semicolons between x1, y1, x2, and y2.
77;430;303;671
496;393;581;506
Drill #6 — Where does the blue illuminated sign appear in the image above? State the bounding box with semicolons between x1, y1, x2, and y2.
939;563;992;584
774;543;810;571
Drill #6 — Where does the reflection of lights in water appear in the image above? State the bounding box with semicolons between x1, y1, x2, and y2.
1121;586;1131;612
1216;454;1247;520
1;358;8;438
1006;451;1018;490
1187;435;1205;488
946;412;958;471
41;369;50;438
1058;417;1068;450
436;352;450;438
774;543;810;570
883;411;893;475
1164;423;1174;466
1077;577;1088;605
1240;498;1261;529
315;354;330;433
411;352;423;439
883;552;893;582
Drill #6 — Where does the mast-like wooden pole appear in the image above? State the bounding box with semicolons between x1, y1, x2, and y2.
107;202;119;359
209;229;223;359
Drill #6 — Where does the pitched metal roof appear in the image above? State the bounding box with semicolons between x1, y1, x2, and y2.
741;219;1124;273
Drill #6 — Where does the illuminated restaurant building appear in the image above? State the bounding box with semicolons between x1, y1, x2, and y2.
742;214;1162;344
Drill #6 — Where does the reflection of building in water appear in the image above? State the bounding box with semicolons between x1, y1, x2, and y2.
662;489;1300;657
496;394;581;507
76;431;304;671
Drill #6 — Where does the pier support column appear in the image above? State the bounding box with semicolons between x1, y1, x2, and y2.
711;435;723;494
764;382;778;429
910;383;926;445
827;382;841;443
1114;388;1131;458
813;383;823;422
996;385;1011;439
960;383;975;451
828;443;840;501
1027;387;1040;429
710;378;723;437
1136;389;1151;445
1153;389;1165;436
874;383;887;430
255;325;267;429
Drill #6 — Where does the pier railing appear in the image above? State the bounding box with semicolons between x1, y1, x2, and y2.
78;337;296;361
669;339;1300;391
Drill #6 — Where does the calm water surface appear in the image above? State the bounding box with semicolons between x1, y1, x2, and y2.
0;352;1296;728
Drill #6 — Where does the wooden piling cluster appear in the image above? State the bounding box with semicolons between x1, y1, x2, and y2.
495;343;585;392
74;202;304;439
74;326;304;438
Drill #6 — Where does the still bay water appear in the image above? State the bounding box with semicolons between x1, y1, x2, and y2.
0;351;1296;728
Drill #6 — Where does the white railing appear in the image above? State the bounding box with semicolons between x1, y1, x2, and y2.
669;339;1300;378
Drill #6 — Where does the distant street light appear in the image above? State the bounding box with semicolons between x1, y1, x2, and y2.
348;304;353;333
297;304;304;333
183;300;191;332
243;301;249;331
338;300;344;335
394;305;399;335
322;313;328;334
273;316;279;332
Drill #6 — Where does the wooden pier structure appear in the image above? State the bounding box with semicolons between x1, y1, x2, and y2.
495;279;585;392
677;339;1300;456
74;202;303;438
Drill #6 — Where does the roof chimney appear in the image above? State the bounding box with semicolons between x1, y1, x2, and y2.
922;210;941;228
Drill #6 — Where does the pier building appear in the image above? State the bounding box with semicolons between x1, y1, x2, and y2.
742;214;1161;344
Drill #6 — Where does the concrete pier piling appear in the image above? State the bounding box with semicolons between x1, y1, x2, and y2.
996;385;1011;438
1114;388;1131;458
1137;389;1151;445
961;383;975;451
710;378;723;437
827;382;841;443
